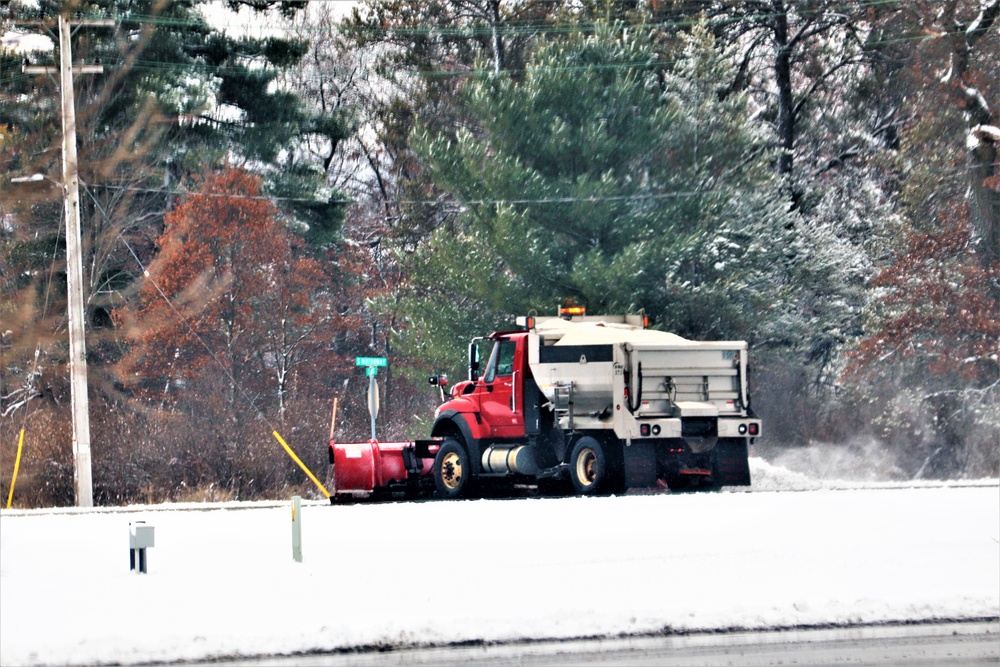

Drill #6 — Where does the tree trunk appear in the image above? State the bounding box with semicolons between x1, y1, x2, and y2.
952;0;1000;265
773;10;795;176
968;133;999;264
489;0;505;72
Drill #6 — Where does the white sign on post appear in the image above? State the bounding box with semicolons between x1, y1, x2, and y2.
367;374;380;420
356;357;386;441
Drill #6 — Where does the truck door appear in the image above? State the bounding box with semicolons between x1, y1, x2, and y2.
477;337;525;439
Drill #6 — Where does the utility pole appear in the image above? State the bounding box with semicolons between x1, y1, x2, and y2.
24;15;112;508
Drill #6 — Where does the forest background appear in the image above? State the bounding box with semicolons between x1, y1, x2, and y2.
1;0;997;507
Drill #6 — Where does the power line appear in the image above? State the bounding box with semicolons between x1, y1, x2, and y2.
1;35;957;91
2;0;924;40
2;0;969;89
85;159;1000;207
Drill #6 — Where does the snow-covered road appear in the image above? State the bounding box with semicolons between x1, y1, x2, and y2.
1;459;997;666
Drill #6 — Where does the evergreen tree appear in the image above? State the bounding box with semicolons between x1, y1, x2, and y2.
394;24;796;375
1;0;328;396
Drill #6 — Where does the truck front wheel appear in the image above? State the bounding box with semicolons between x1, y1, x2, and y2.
434;439;471;499
569;436;606;495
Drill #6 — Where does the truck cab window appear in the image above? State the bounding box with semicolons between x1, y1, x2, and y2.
483;340;516;383
496;341;516;376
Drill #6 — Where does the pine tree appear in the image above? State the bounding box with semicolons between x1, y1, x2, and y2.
394;23;795;375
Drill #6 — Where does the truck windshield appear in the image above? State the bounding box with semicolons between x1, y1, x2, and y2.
483;339;516;383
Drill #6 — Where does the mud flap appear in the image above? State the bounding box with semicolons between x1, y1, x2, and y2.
712;439;751;486
623;442;656;488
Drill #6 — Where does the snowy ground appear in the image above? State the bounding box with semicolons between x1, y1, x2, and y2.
1;458;997;667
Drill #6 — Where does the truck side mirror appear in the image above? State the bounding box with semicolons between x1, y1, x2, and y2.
428;374;448;387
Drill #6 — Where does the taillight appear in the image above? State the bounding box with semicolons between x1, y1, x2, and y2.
748;423;760;436
640;424;651;436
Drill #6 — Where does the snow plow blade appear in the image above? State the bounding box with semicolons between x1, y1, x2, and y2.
328;439;440;502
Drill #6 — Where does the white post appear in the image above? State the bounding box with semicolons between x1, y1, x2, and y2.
367;372;380;441
291;495;302;563
59;14;93;508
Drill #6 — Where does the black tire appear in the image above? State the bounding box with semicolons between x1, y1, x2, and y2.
569;436;606;495
434;439;471;499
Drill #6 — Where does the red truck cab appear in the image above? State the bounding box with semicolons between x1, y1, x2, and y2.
437;331;530;442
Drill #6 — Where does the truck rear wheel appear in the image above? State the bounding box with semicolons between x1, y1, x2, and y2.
569;436;606;495
434;439;471;499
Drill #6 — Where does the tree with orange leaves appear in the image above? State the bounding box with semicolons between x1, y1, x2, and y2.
844;210;999;478
117;168;338;421
847;215;999;386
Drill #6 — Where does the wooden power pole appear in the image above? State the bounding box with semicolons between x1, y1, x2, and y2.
24;15;112;508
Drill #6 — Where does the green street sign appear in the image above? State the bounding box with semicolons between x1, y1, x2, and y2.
366;366;379;377
355;356;388;368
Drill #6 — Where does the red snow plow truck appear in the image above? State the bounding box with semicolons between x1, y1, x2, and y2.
328;308;760;501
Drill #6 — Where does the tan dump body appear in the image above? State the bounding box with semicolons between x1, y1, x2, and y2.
526;317;751;438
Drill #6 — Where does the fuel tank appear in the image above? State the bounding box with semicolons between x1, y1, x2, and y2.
480;445;540;475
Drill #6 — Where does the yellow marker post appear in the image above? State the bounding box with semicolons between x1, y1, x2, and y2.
6;429;25;509
272;431;331;499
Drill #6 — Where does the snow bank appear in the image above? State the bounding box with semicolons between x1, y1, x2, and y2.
1;470;997;666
